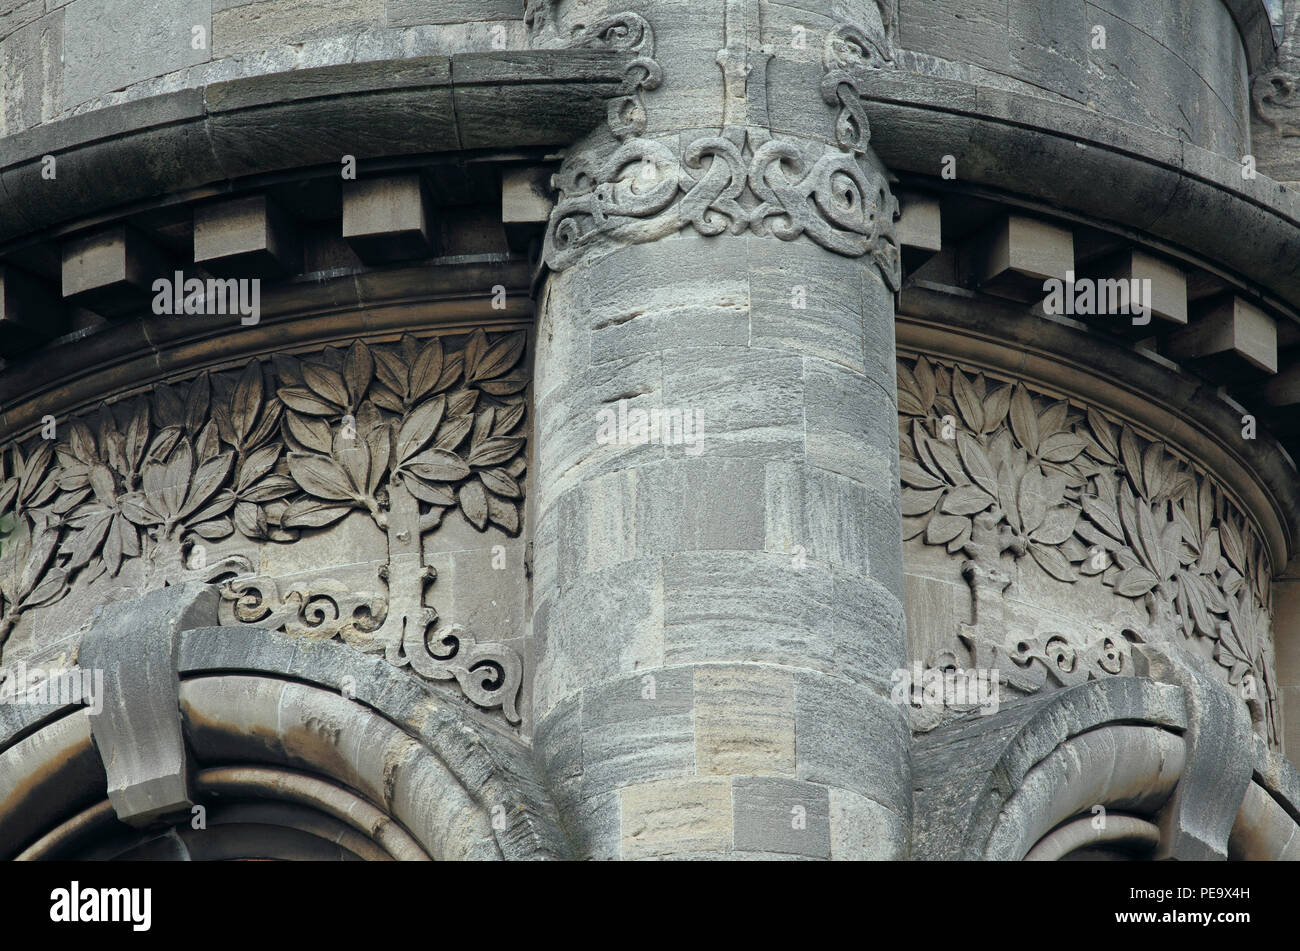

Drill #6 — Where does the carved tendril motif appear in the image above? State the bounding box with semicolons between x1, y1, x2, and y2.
898;354;1278;743
542;11;901;290
0;330;530;724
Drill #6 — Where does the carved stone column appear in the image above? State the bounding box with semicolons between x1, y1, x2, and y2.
528;0;909;859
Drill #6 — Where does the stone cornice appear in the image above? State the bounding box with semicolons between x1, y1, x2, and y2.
860;70;1300;318
0;50;631;247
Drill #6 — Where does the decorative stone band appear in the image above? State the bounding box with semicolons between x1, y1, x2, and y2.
0;330;530;724
538;9;902;291
897;353;1278;745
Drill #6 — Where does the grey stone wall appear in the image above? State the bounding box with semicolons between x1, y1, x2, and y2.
0;0;529;137
893;0;1252;158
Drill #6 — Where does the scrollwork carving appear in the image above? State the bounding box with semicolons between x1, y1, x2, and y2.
542;6;901;290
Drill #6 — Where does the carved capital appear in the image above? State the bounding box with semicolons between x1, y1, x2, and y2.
539;2;902;289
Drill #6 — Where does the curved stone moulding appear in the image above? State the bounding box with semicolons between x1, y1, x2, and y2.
1023;813;1161;861
897;352;1280;745
0;330;531;726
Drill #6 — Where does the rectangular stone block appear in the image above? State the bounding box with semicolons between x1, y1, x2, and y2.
532;558;664;717
388;0;521;26
661;348;804;460
501;165;553;252
584;237;751;364
664;551;839;674
63;0;208;108
61;223;170;318
898;0;1008;72
342;172;435;263
212;0;382;57
803;357;899;486
620;777;732;859
732;776;830;857
1097;248;1187;326
534;351;664;511
694;665;796;777
764;462;875;577
580;667;695;792
634;458;766;557
1164;294;1277;375
554;468;637;587
0;5;61;135
194;193;299;278
967;214;1074;303
897;190;942;251
748;237;869;373
829;787;907;859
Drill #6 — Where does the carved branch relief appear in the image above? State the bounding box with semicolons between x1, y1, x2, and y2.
898;354;1278;744
541;6;902;290
0;330;530;723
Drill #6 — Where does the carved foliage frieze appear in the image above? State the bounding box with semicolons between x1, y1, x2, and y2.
898;354;1278;743
541;9;901;290
0;330;530;723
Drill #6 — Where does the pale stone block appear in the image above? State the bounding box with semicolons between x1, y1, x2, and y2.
694;664;796;776
748;238;868;373
764;462;876;577
63;0;207;108
804;357;899;485
532;558;664;719
664;551;834;675
795;673;911;818
1098;249;1187;325
1165;295;1278;374
897;191;942;251
620;776;732;859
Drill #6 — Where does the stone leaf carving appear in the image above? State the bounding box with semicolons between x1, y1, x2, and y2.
0;330;530;724
541;11;901;291
898;354;1278;743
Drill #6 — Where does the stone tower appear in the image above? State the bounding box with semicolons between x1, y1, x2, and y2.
0;0;1296;860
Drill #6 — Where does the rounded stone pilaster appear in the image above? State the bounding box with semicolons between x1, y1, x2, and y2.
528;0;909;860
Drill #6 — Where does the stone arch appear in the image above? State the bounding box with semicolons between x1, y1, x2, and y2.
913;677;1198;860
0;585;566;861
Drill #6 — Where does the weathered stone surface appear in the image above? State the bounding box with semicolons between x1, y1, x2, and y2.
795;673;911;822
79;583;217;826
388;0;520;26
830;787;908;860
63;0;209;108
580;667;694;793
732;776;830;857
620;776;732;859
0;5;60;136
694;665;796;777
212;0;382;58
